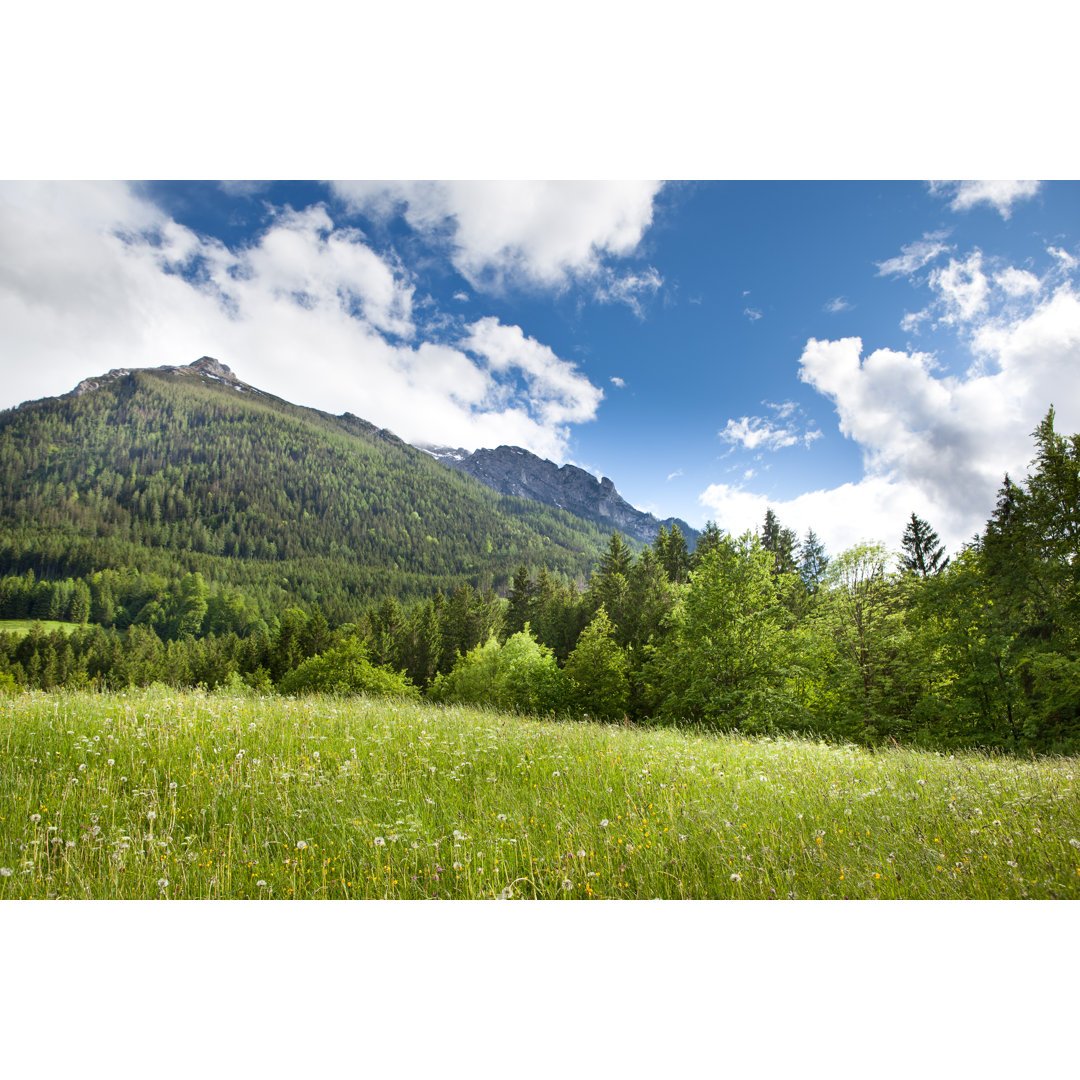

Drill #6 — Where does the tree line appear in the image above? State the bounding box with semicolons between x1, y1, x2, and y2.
2;409;1077;754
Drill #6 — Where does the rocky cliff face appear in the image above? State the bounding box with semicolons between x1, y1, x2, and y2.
421;444;697;547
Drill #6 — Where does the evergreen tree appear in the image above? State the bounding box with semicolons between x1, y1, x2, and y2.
899;513;949;578
798;528;829;594
761;508;798;576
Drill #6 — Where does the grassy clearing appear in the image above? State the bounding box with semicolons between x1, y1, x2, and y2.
2;688;1078;900
0;619;83;638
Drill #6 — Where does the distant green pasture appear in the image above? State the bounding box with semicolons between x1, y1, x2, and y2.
0;620;84;638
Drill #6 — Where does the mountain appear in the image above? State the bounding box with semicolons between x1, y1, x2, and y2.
0;358;620;623
418;444;698;547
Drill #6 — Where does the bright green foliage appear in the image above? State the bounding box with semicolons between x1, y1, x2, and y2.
805;543;922;742
278;639;418;698
652;534;797;732
563;606;630;721
429;629;565;714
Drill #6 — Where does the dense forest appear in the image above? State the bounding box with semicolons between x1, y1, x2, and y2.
2;364;1077;754
0;363;617;618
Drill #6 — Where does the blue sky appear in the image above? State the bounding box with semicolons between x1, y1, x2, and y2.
2;179;1077;557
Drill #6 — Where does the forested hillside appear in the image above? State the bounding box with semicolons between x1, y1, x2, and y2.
0;358;615;621
2;358;1077;754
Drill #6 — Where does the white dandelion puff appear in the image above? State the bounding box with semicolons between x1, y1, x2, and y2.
577;849;586;858
452;861;463;870
730;873;742;882
599;819;609;828
0;867;12;877
29;814;41;824
256;880;267;887
157;878;169;890
146;810;156;822
561;879;573;891
374;836;386;847
296;840;308;850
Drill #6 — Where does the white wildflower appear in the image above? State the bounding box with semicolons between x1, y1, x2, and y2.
577;849;586;858
730;873;742;882
599;819;609;828
452;861;463;870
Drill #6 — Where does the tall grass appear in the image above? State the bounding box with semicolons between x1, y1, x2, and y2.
2;688;1078;899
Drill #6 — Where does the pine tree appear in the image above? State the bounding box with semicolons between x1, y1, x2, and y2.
761;508;798;576
899;513;949;578
798;529;829;594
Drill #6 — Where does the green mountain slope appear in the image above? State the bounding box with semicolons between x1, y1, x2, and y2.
0;358;615;621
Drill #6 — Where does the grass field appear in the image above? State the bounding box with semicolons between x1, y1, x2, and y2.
0;619;84;638
2;687;1078;899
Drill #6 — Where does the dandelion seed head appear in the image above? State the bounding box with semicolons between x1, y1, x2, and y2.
157;878;168;890
146;810;156;822
730;873;742;882
256;880;267;887
296;840;308;850
561;879;573;891
0;868;12;877
374;836;386;847
29;814;41;824
577;849;586;858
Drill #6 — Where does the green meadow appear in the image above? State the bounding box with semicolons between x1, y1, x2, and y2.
2;688;1078;900
0;619;83;638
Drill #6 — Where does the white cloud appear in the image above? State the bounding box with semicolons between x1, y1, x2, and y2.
610;376;626;389
994;266;1042;297
0;181;602;461
744;307;763;321
593;266;663;317
824;296;851;313
1048;246;1078;271
929;180;1041;219
666;469;683;481
719;413;820;452
332;180;663;294
876;231;951;277
462;316;603;428
699;283;1080;556
929;251;990;325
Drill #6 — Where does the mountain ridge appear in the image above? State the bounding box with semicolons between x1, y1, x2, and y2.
419;443;697;547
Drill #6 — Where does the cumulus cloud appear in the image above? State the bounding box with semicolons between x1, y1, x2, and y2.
929;180;1041;219
331;180;663;294
701;280;1080;557
719;408;822;452
610;376;626;388
824;296;851;313
0;182;602;461
876;231;952;277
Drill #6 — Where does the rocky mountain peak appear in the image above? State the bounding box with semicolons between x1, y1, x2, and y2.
419;443;697;547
